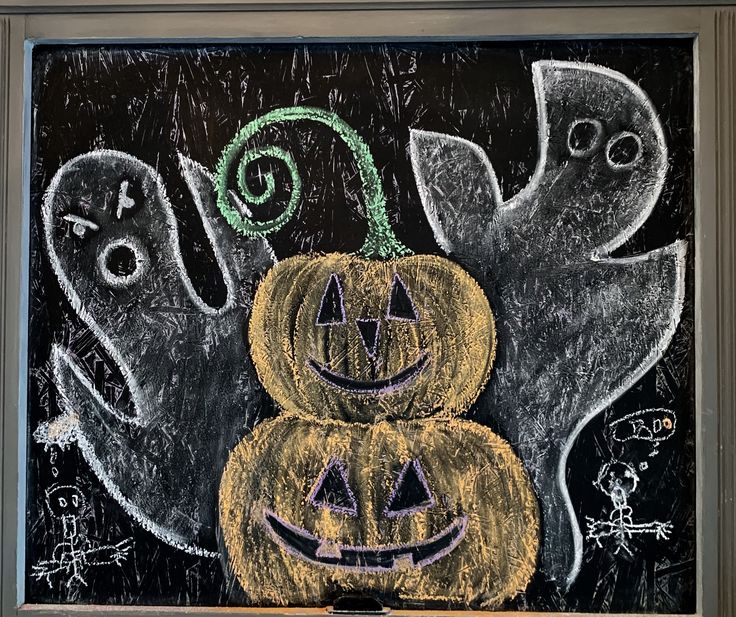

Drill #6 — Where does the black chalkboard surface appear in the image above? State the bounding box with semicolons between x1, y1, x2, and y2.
26;40;695;612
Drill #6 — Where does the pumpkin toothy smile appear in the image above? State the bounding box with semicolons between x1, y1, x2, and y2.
263;508;468;571
307;353;430;394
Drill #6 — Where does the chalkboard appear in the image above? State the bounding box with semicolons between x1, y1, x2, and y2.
26;40;695;612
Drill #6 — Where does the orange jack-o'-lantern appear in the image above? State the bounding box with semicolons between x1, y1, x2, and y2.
219;415;539;608
248;253;494;422
216;108;534;609
216;107;495;422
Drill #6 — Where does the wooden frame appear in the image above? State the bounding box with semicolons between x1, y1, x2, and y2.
0;2;732;616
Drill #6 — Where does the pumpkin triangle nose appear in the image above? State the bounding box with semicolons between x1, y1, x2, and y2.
356;319;380;360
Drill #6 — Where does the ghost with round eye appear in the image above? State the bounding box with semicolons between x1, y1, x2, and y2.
219;415;539;608
410;60;687;585
37;150;274;556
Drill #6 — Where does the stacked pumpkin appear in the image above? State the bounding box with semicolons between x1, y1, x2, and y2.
216;107;539;609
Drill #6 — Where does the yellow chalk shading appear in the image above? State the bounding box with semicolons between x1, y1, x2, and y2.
249;253;496;423
219;415;539;609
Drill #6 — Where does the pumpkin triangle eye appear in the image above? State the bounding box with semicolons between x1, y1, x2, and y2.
384;459;434;517
309;457;357;516
387;274;418;321
316;274;346;325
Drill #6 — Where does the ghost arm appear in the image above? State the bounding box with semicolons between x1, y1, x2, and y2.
409;129;503;257
412;61;668;265
484;245;685;585
178;152;275;311
37;344;218;557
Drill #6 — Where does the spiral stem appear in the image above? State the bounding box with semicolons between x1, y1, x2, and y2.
215;106;411;260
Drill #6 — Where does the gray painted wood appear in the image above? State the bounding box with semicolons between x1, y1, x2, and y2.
0;18;8;617
715;10;736;617
0;0;735;13
1;12;26;617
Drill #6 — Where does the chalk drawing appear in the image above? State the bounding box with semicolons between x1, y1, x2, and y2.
248;252;496;423
315;273;347;326
215;107;534;607
61;214;99;238
608;408;677;458
216;106;411;260
31;485;132;589
220;416;539;607
38;150;274;556
33;59;688;604
307;457;358;516
116;179;137;219
411;60;685;586
383;459;436;518
585;461;672;556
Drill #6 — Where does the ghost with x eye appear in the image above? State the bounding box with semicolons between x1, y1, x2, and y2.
40;149;274;555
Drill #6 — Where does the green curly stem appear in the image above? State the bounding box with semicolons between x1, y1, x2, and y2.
215;106;411;260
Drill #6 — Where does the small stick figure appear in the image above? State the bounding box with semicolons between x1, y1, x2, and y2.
585;461;672;556
32;485;132;589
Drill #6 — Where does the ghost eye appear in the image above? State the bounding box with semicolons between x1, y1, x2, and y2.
567;118;603;157
308;457;357;516
316;274;346;326
116;178;139;219
63;214;99;239
58;497;67;508
606;131;643;170
384;459;434;518
97;238;150;289
387;274;419;322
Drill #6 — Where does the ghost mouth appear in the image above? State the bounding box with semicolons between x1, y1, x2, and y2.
307;353;430;394
263;509;467;572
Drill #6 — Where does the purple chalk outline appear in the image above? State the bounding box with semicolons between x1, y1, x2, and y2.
386;273;420;322
306;352;430;395
307;457;358;516
383;459;436;518
315;273;347;326
355;318;381;360
262;508;468;573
